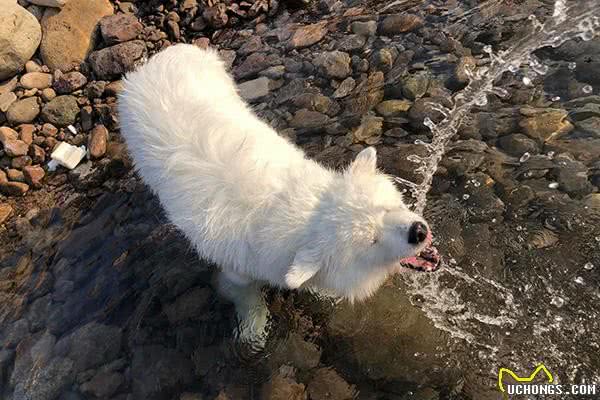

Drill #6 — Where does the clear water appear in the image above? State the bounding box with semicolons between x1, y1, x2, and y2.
1;1;600;399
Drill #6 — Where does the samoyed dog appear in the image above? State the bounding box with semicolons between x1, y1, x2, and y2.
118;44;440;341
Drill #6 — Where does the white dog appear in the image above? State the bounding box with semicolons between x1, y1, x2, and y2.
118;44;440;340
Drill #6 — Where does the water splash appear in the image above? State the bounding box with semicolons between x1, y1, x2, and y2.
397;0;600;215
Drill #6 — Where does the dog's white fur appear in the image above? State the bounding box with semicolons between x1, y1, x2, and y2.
119;44;429;335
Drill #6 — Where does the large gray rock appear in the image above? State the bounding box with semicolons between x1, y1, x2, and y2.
0;2;42;80
88;40;146;80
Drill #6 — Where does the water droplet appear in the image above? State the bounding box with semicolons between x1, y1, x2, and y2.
473;180;481;187
474;95;488;106
551;96;561;101
595;236;600;243
584;262;595;271
547;151;555;158
508;64;520;73
574;276;585;285
462;194;470;200
532;63;549;75
407;155;422;163
483;45;493;53
423;117;435;129
519;152;531;163
551;296;565;308
579;30;594;41
414;139;426;145
524;171;533;178
583;85;593;94
568;62;577;70
523;76;532;86
548;182;559;189
516;225;523;232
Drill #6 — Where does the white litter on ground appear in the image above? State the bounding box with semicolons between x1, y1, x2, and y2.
67;125;77;135
50;142;87;170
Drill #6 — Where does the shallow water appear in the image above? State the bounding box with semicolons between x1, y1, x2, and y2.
2;0;600;399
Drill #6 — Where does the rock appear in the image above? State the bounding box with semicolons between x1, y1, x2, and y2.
6;97;40;124
290;109;330;129
350;20;377;36
352;115;383;142
18;125;34;145
202;4;228;29
13;357;74;400
379;14;423;35
262;367;307;400
0;181;29;196
270;333;321;370
3;138;29;157
402;71;430;100
41;88;56;101
344;71;384;114
238;77;271;102
88;40;146;80
0;203;13;225
0;2;42;80
289;23;327;48
7;169;25;182
575;117;600;137
0;126;19;143
20;72;53;89
497;134;540;156
376;99;412;117
519;107;572;142
80;370;124;398
0;91;17;112
332;77;355;99
454;56;476;84
131;345;194;399
88;124;108;158
30;144;46;163
0;76;18;96
28;0;68;7
99;14;143;45
54;322;122;372
408;97;447;129
314;51;351;79
85;80;106;99
23;165;45;188
41;95;79;126
163;286;212;324
234;53;270;79
260;65;286;79
552;155;593;196
40;0;114;72
308;368;355;400
53;71;88;94
338;34;366;52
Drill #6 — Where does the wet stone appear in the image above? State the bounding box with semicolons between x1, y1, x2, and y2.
288;23;327;49
379;14;423;35
238;77;272;102
552;155;593;196
375;99;412;117
352;115;383;142
519;107;572;142
332;77;355;99
338;34;367;52
402;71;430;100
262;366;307;400
53;71;88;94
99;14;143;45
163;286;212;324
350;20;377;37
497;133;540;156
308;368;356;400
0;181;29;196
314;51;352;79
80;370;124;398
290;109;330;129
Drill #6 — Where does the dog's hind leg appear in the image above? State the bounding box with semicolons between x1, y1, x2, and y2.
217;269;269;346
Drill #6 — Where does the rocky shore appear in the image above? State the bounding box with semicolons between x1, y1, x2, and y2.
1;0;599;399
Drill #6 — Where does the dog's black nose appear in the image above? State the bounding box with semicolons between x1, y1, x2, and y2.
408;222;428;244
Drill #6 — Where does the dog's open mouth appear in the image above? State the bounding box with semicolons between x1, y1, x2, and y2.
399;244;442;272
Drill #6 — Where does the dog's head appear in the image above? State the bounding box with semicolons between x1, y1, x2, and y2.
285;147;440;301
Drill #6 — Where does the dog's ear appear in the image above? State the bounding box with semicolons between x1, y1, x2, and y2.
285;248;321;289
349;147;377;174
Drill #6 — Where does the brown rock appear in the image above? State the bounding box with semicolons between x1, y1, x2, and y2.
3;139;29;157
0;127;19;144
519;108;573;142
0;2;42;80
307;368;355;400
7;169;25;182
20;72;53;89
0;170;6;184
53;71;88;94
6;97;40;124
290;109;330;129
23;165;45;188
18;124;35;145
352;115;384;142
88;124;108;159
30;144;46;164
262;367;307;400
40;0;114;72
99;14;142;45
0;77;18;97
0;181;29;196
88;41;146;80
0;203;13;225
344;71;384;114
0;92;17;112
289;22;327;49
11;156;32;169
202;4;228;29
379;14;423;35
